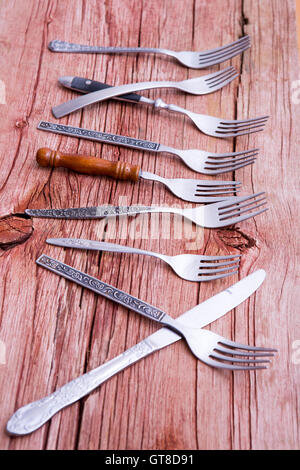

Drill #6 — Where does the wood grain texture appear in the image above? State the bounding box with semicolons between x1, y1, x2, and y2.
0;0;299;450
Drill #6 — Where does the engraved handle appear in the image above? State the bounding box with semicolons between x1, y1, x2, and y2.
36;147;140;182
25;204;179;220
6;340;156;436
37;121;162;154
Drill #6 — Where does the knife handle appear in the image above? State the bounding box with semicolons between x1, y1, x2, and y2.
70;77;143;103
36;148;140;182
6;338;157;436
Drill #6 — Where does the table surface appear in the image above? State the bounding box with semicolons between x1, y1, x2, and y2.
0;0;299;450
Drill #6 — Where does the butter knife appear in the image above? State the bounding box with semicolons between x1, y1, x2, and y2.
6;256;266;436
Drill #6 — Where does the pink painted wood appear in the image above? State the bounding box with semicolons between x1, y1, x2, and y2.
0;0;299;450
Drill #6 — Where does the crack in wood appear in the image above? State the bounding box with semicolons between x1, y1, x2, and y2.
216;226;256;252
0;215;33;251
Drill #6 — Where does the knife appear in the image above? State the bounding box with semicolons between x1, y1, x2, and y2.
7;255;265;435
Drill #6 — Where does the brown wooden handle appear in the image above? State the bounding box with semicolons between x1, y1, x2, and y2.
36;148;140;182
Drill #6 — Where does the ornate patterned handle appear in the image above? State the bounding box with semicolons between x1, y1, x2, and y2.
6;339;156;435
36;255;167;323
37;121;161;153
25;204;160;219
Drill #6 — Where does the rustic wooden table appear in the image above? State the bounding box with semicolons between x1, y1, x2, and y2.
0;0;299;450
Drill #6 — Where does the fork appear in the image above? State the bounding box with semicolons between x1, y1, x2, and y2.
38;255;276;371
25;193;268;228
38;121;259;175
36;147;242;204
52;80;269;137
48;35;251;69
59;66;239;98
46;238;241;282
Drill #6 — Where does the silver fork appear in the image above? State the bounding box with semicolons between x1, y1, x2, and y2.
52;81;269;137
25;193;268;228
38;121;259;175
48;35;251;69
46;238;241;282
37;255;275;371
59;67;239;97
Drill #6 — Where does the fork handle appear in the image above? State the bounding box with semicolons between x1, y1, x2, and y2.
48;40;174;57
50;239;169;263
36;147;140;182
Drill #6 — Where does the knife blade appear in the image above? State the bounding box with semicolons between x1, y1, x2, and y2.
36;255;265;341
6;255;265;435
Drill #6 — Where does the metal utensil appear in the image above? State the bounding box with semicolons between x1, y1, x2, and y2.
57;67;239;97
34;256;276;372
38;121;259;175
48;35;250;69
7;264;266;436
25;193;268;228
52;79;269;137
36;147;241;204
46;238;241;282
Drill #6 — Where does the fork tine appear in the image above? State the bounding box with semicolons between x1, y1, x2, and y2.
219;207;268;226
205;156;257;167
219;201;267;221
215;345;274;357
201;254;241;260
204;158;256;175
206;148;259;159
199;36;250;57
197;270;240;282
199;38;250;63
199;259;240;268
219;192;265;209
204;357;267;370
204;66;236;83
218;119;269;131
199;43;251;66
208;73;239;90
199;265;239;274
219;195;267;216
207;69;238;86
210;353;270;364
215;127;265;138
221;115;269;126
219;339;277;353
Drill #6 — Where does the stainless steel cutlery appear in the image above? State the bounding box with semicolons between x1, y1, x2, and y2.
33;256;276;372
6;264;267;436
25;193;268;228
36;147;241;204
52;79;269;138
38;121;259;175
58;66;239;97
46;238;241;282
48;35;250;69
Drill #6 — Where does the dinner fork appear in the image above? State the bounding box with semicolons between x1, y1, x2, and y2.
52;80;269;137
37;255;276;371
38;121;259;175
48;35;251;69
59;67;239;99
46;238;241;282
36;147;242;204
25;193;268;228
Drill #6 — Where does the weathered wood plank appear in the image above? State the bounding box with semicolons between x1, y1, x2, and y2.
0;0;299;450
